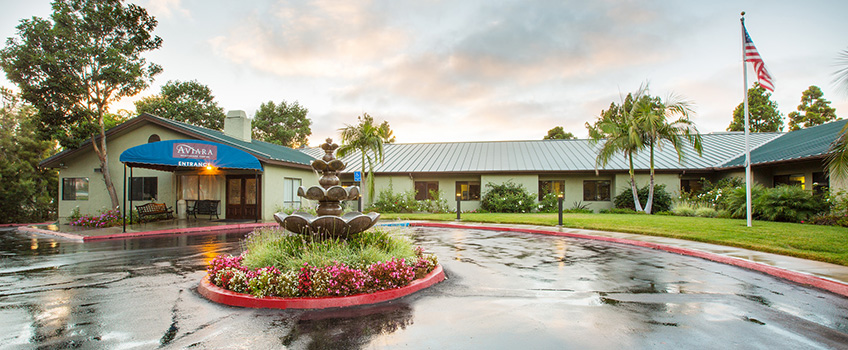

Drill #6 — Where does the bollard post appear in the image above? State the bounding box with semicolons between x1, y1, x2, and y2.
557;193;564;227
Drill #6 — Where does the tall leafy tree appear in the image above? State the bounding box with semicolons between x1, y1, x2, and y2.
135;80;225;130
337;113;395;206
0;88;59;223
0;0;163;210
586;89;646;212
638;93;703;214
727;82;783;132
543;126;576;140
787;85;838;131
251;100;312;147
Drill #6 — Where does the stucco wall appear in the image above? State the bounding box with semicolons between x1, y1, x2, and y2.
262;165;317;219
57;124;189;221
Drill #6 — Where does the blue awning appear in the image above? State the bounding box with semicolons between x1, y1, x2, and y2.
120;139;263;171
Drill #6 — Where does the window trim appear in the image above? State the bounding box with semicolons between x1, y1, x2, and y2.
583;180;611;202
455;181;481;201
62;177;89;201
538;180;565;201
414;181;439;200
130;176;158;201
284;177;302;207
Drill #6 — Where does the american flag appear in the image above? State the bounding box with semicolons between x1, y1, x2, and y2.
743;26;774;91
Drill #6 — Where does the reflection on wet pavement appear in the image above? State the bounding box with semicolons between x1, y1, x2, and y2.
1;226;847;349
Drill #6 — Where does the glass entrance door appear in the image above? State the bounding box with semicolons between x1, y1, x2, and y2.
226;175;261;219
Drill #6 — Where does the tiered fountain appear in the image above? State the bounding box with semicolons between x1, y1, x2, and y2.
274;138;380;237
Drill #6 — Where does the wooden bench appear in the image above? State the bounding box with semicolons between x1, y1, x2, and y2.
187;200;219;219
135;203;174;221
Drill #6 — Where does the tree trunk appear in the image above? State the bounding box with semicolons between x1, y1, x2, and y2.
644;143;656;214
628;153;643;212
91;118;120;209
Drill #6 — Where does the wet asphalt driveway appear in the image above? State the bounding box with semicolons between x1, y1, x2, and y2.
1;226;847;349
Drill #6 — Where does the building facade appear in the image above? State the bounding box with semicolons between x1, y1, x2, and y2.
41;114;846;221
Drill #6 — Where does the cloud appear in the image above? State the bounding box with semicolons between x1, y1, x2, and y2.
209;0;408;78
141;0;190;19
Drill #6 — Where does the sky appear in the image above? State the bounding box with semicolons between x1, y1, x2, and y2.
1;0;847;146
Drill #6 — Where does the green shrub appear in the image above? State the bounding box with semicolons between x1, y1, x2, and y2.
614;184;672;213
372;187;450;213
417;190;450;213
536;192;559;213
672;202;695;216
723;185;765;219
480;181;535;213
753;185;827;223
600;208;641;214
694;206;718;218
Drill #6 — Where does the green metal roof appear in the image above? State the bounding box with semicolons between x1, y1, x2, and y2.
721;119;846;168
300;132;782;174
40;113;315;169
149;114;315;166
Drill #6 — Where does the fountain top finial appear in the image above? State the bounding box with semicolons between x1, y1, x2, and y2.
321;138;339;162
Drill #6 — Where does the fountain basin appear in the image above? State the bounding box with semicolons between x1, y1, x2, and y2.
274;211;381;238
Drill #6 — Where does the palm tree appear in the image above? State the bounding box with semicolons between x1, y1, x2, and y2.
586;86;649;212
337;113;394;207
826;48;848;184
639;93;703;214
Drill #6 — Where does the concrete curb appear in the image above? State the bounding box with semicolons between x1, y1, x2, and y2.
17;226;84;241
198;264;446;309
410;222;848;298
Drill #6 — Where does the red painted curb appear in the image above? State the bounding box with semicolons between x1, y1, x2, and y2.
198;264;446;309
410;222;848;298
83;222;277;241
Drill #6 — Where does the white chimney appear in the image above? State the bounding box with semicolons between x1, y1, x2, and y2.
224;110;251;142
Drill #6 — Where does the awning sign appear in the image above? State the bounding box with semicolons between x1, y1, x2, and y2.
173;143;217;160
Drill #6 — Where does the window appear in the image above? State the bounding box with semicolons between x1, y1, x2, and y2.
130;177;158;201
812;172;828;196
455;181;480;201
680;179;703;194
62;178;89;200
583;180;610;201
179;175;220;200
538;180;564;201
773;174;805;189
284;178;302;207
148;134;160;143
415;181;439;200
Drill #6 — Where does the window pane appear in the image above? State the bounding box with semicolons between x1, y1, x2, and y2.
181;176;198;200
245;178;257;205
62;178;74;200
75;178;89;200
144;177;158;200
228;179;241;205
131;177;143;200
597;180;610;201
415;182;428;201
200;176;218;200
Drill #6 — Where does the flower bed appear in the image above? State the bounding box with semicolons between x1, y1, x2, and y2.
207;247;439;298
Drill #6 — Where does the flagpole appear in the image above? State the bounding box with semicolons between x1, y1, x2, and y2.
741;12;752;227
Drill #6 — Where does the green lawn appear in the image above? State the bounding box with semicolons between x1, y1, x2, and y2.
381;212;848;266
